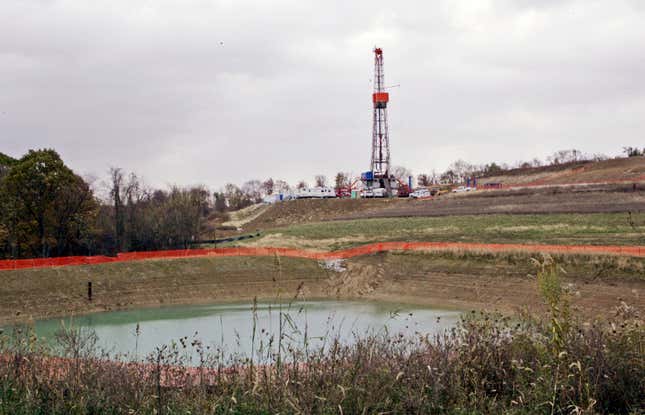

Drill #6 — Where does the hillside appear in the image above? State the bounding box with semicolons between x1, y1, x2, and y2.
208;157;643;234
479;156;645;187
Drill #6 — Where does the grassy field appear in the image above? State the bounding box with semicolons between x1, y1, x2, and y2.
252;212;645;250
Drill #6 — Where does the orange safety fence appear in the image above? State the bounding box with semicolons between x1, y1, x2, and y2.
0;241;643;271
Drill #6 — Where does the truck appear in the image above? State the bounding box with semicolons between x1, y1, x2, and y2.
295;187;337;199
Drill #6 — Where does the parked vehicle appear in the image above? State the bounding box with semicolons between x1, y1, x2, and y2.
296;187;337;199
360;187;387;198
336;188;352;198
396;183;411;197
373;188;387;197
409;188;431;199
452;186;475;193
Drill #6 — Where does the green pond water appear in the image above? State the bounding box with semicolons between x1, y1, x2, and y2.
34;301;461;363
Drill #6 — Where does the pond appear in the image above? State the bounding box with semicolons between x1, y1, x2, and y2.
34;301;461;363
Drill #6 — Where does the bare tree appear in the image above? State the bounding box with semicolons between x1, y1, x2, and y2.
109;167;125;253
391;166;412;181
440;170;458;184
213;191;227;212
417;174;431;187
262;178;274;195
296;180;307;190
623;147;644;157
546;149;586;165
447;160;476;183
241;180;263;203
430;169;438;184
314;175;327;187
334;172;349;190
224;183;253;211
274;179;290;194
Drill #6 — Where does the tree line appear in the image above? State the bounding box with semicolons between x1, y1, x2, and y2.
0;150;210;259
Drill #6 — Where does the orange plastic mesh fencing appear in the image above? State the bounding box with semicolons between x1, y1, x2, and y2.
0;242;642;271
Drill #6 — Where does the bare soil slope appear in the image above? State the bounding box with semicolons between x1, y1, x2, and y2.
237;184;644;232
344;183;645;220
479;156;645;186
2;252;642;325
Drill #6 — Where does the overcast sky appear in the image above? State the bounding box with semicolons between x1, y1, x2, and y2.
1;0;643;189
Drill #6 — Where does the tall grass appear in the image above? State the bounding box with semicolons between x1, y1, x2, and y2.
0;257;643;414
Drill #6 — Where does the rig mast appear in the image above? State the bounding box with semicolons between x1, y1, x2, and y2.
370;48;390;181
370;48;391;193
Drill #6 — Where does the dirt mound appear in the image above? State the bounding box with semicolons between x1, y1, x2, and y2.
325;260;386;298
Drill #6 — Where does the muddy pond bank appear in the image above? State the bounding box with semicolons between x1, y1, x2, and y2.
1;251;643;326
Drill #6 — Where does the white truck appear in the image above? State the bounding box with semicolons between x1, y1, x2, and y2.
360;187;387;198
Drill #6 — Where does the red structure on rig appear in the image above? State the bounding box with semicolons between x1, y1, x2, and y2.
362;47;400;196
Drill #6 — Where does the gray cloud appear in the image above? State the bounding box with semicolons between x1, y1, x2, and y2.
1;0;643;188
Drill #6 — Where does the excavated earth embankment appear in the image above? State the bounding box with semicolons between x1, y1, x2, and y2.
1;251;643;326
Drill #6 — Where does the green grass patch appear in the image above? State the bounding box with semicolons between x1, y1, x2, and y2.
264;212;645;249
355;250;645;282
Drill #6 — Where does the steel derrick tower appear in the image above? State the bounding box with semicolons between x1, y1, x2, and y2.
370;47;391;185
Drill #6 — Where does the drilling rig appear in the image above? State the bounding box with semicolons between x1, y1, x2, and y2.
361;47;400;197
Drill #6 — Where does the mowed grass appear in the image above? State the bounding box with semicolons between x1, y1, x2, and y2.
262;212;645;250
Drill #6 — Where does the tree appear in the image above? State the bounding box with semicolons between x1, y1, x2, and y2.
334;172;349;190
50;174;96;256
417;174;431;187
447;160;476;183
213;191;227;213
296;181;307;190
0;152;16;181
546;149;585;165
482;162;503;176
274;180;291;194
2;149;96;257
262;178;275;195
314;175;327;187
623;147;644;157
224;183;252;211
160;186;206;249
242;180;263;203
440;169;458;184
109;168;126;253
391;166;412;181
